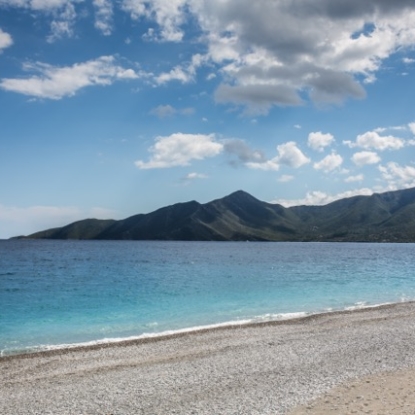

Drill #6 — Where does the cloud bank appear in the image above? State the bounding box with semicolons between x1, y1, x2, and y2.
2;0;415;111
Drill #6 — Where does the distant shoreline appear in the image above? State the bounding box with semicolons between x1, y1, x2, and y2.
13;187;415;243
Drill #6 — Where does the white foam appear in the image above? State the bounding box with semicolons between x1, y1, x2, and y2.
345;301;392;311
34;319;256;353
22;313;309;354
3;301;408;357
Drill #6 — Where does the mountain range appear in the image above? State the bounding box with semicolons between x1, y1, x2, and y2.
17;187;415;242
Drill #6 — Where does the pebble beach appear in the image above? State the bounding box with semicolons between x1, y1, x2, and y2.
2;302;415;415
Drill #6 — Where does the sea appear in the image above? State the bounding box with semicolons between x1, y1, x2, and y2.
1;240;414;356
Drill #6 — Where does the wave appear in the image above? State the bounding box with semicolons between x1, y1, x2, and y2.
3;300;410;358
0;298;402;359
1;313;309;356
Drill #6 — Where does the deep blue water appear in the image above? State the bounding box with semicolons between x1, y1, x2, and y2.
1;240;414;356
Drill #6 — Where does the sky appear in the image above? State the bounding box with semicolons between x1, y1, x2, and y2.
1;0;415;238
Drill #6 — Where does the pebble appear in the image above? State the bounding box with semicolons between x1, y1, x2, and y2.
1;302;415;415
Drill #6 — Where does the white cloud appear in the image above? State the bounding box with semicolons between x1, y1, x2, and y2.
403;57;415;64
278;174;294;183
247;141;309;171
273;188;375;208
409;122;415;135
1;0;80;42
155;65;190;84
0;204;116;239
345;174;364;183
47;19;73;41
93;0;113;36
313;152;343;173
0;56;140;99
379;162;415;188
351;151;381;167
246;159;280;171
344;130;405;150
0;28;13;51
47;1;76;41
155;53;204;84
277;141;310;168
121;0;187;42
183;172;208;180
308;131;334;152
135;133;223;169
1;0;72;11
3;1;415;110
188;0;415;113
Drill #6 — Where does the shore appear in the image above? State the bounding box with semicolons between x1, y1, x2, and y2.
2;302;415;414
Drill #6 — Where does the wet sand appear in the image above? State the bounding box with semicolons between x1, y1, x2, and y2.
2;302;415;414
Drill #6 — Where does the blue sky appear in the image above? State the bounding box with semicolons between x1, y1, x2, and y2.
1;0;415;238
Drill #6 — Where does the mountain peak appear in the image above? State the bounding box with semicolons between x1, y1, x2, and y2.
20;187;415;242
225;190;258;201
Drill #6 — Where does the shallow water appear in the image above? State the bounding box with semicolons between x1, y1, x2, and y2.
1;240;414;355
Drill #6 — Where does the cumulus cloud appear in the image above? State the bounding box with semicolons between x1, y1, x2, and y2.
154;54;204;84
47;1;76;41
313;152;343;172
0;28;13;51
351;151;381;166
344;130;405;150
93;0;113;36
222;138;265;167
0;56;140;99
409;122;415;135
273;187;375;208
3;0;415;109
189;0;415;113
183;172;208;180
121;0;187;42
308;131;335;152
277;142;311;168
135;133;224;169
345;174;364;183
0;0;72;11
0;0;79;41
215;84;303;115
379;162;415;188
247;141;310;171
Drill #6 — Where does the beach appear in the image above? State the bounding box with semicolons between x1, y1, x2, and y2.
2;302;415;415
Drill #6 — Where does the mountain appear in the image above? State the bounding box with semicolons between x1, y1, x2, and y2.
20;188;415;242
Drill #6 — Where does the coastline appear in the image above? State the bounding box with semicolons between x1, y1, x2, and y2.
0;300;401;359
2;301;415;414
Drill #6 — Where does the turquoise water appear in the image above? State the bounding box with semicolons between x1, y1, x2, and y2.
1;240;414;356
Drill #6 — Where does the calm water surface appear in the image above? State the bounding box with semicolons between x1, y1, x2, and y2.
1;240;414;355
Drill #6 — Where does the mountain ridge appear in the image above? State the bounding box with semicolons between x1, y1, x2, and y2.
16;188;415;242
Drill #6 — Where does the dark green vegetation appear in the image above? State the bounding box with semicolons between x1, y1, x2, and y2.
19;187;415;242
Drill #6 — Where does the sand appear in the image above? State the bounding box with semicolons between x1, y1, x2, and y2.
288;368;415;414
2;302;415;414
